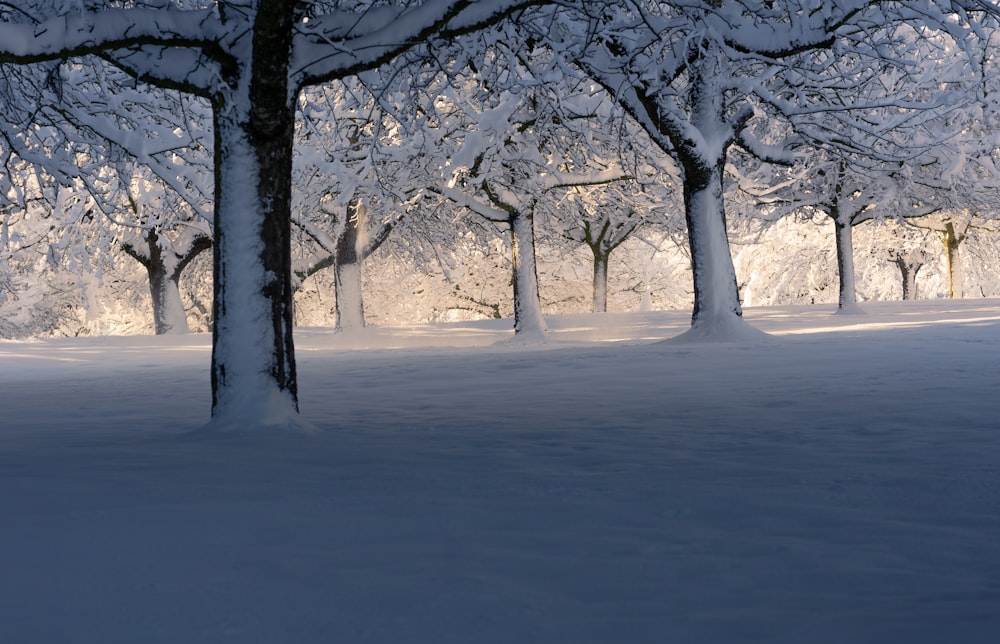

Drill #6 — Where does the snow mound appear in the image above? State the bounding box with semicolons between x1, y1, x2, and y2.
660;314;772;344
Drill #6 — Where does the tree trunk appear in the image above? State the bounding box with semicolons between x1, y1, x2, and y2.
510;208;546;337
892;257;923;300
333;200;366;332
209;1;298;425
676;40;749;338
123;228;211;335
682;159;744;333
905;264;921;300
148;257;189;335
334;260;365;331
592;251;609;313
833;213;864;314
943;222;963;299
125;228;190;335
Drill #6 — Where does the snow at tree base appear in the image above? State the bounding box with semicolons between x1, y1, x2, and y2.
2;301;999;643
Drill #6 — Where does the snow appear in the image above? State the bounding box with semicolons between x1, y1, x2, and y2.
2;299;999;643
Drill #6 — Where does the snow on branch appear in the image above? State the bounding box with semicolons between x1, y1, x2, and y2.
0;7;233;85
541;167;634;192
291;0;540;87
431;185;511;223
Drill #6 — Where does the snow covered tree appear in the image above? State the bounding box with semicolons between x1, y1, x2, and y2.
527;0;991;338
908;211;1000;298
0;157;85;338
3;51;215;334
292;78;424;332
0;0;538;425
119;179;212;335
546;102;680;314
424;28;632;339
555;175;679;314
294;195;401;331
740;151;945;313
570;201;640;313
886;246;934;300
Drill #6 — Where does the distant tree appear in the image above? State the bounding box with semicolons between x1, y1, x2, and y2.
570;203;640;313
292;78;423;332
908;212;1000;298
425;29;632;338
886;246;934;300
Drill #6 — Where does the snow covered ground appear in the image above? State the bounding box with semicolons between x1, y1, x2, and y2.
2;299;999;643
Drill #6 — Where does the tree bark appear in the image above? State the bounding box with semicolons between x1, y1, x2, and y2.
210;1;298;423
676;40;746;335
592;251;609;313
892;257;922;300
123;228;211;335
510;208;546;337
333;201;365;331
943;222;963;299
682;158;744;330
833;212;864;313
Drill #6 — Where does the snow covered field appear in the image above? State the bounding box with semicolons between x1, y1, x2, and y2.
2;299;999;643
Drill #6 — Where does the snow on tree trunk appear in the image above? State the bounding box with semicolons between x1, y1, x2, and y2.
679;160;749;339
833;213;865;314
125;229;191;335
510;208;546;338
333;200;366;332
638;283;652;312
149;264;190;335
334;262;365;332
669;41;761;343
889;254;925;301
592;252;609;313
209;5;299;427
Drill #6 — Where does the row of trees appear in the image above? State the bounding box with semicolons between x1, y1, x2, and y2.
2;1;999;427
7;202;992;337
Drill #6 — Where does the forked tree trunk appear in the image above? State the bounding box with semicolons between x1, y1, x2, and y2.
150;266;187;334
892;257;923;300
147;251;190;335
582;216;634;314
510;208;546;337
676;40;747;337
123;228;211;335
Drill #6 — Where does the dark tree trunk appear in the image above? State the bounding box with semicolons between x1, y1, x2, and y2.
892;257;923;300
592;251;609;313
209;0;299;422
832;212;863;314
887;248;931;301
